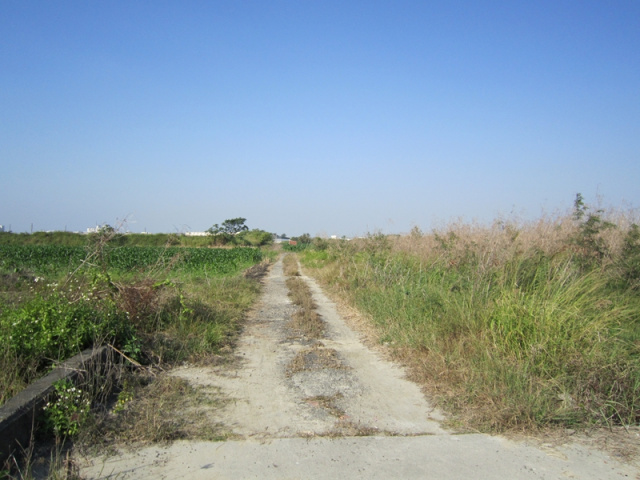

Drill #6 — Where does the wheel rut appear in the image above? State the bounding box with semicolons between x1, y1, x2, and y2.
172;255;446;439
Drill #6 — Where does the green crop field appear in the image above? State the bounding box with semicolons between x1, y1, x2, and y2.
0;245;263;275
0;243;268;406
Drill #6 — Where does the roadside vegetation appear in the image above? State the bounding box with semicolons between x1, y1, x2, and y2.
0;217;274;248
0;225;275;477
298;195;640;433
0;242;266;405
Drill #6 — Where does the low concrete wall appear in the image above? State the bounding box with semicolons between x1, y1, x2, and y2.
0;346;109;465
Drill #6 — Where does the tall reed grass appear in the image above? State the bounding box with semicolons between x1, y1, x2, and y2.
301;205;640;431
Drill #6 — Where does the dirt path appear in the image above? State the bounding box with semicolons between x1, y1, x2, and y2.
78;256;639;479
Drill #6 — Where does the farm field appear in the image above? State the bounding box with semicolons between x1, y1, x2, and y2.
0;244;262;275
0;240;269;406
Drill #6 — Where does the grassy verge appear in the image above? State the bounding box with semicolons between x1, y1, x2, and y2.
0;239;273;477
0;244;268;404
81;374;232;449
299;204;640;433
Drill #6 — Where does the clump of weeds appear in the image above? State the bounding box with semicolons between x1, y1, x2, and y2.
80;372;231;450
286;344;348;377
286;280;324;339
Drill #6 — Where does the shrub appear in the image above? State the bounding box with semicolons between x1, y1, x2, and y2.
43;379;91;438
236;229;274;246
1;292;130;373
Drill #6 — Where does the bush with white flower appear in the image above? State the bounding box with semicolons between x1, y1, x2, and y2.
43;379;91;438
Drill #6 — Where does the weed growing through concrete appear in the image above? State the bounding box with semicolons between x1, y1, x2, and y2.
286;345;349;377
283;255;325;339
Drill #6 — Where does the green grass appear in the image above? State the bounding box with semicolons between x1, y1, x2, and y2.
281;242;312;252
0;229;275;248
0;244;267;406
0;236;272;479
300;214;640;432
0;245;263;276
146;273;263;364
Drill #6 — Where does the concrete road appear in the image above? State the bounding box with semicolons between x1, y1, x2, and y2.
77;256;639;479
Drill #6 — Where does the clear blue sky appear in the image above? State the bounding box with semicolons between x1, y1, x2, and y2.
2;1;639;237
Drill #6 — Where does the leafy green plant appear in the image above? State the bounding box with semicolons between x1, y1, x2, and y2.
282;242;312;252
291;233;312;245
0;245;86;275
312;237;329;251
1;293;127;369
43;379;91;438
235;229;274;246
114;380;135;414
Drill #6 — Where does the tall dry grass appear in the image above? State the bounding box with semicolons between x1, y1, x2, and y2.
302;207;640;432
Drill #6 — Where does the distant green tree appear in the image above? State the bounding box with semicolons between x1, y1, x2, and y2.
207;218;249;235
293;233;312;244
221;218;249;235
207;218;252;245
